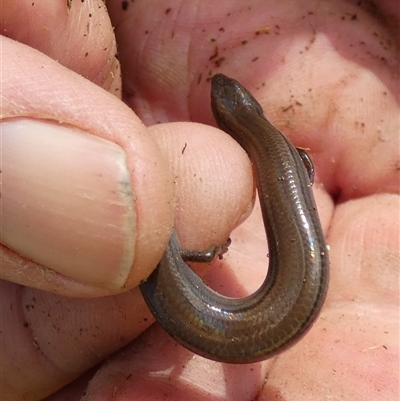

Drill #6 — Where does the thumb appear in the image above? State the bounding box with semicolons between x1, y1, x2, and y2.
0;35;173;401
1;36;174;296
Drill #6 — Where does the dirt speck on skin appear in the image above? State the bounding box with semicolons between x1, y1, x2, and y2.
122;1;129;11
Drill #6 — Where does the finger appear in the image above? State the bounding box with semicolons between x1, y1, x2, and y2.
0;280;151;401
74;324;268;401
149;122;254;250
1;37;174;296
0;0;120;94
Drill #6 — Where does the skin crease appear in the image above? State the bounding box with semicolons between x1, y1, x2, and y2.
0;0;398;401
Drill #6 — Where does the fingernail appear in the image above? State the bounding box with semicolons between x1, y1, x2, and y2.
1;119;136;289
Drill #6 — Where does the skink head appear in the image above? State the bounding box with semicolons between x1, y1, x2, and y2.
211;74;265;121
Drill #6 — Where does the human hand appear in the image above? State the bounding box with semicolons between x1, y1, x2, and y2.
1;1;398;400
1;1;253;399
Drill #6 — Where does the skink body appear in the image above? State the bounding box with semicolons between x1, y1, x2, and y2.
140;73;329;363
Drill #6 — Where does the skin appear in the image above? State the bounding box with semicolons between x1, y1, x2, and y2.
0;0;398;400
